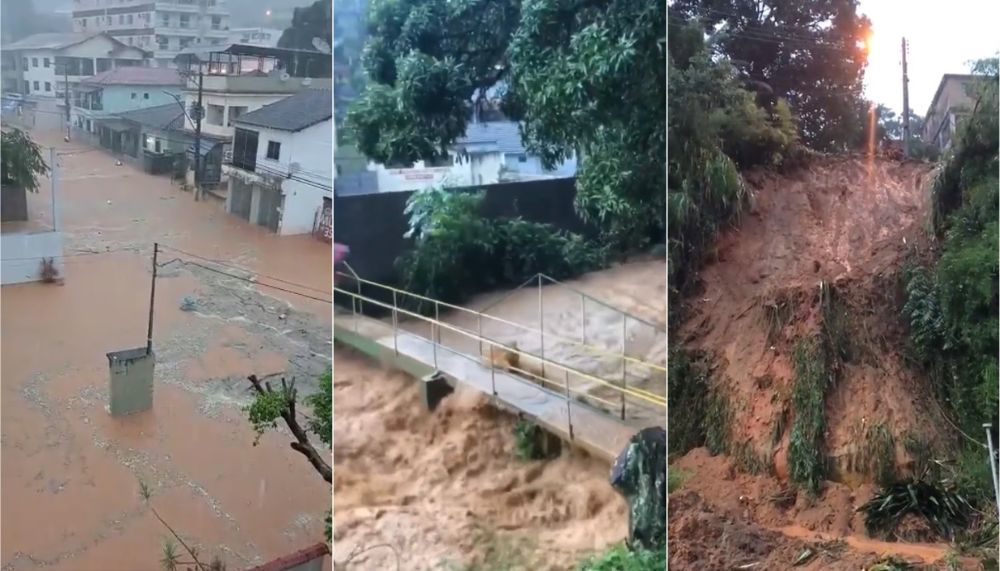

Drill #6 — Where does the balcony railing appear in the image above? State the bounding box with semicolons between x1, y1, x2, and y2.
188;75;332;94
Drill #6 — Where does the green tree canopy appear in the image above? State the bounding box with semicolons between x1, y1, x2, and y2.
349;0;667;248
671;0;872;152
1;128;49;193
278;0;332;50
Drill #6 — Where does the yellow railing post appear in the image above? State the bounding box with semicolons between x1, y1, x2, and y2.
565;368;574;440
392;290;399;356
620;314;627;420
538;274;546;379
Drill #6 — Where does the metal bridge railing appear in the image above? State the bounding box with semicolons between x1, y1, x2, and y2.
335;265;665;419
334;266;666;430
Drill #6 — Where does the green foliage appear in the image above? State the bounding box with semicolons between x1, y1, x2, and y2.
577;544;666;571
398;186;603;308
667;17;799;321
901;59;998;508
245;389;289;446
351;0;666;250
512;420;560;461
666;347;709;456
667;468;688;493
858;479;973;539
788;339;830;494
1;127;49;193
305;371;332;447
672;0;872;152
277;0;331;51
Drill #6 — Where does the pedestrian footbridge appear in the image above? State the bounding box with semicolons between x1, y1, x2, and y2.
333;264;666;462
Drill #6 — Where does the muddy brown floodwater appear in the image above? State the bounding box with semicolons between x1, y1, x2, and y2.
332;348;628;570
1;131;332;570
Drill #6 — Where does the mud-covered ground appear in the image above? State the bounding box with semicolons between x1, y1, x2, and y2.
1;131;331;570
332;348;627;570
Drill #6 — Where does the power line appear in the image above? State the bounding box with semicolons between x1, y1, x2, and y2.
160;257;332;304
0;245;144;262
158;244;330;295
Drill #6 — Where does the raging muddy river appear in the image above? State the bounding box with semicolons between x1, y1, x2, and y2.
332;348;627;570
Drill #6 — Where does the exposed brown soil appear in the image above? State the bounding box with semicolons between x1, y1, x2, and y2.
332;348;627;570
677;155;948;482
671;451;973;569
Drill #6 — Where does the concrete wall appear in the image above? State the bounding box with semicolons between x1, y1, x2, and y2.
241;121;333;236
0;231;65;285
101;85;181;113
333;177;589;285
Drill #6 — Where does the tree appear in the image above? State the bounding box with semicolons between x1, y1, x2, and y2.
671;0;872;152
1;128;49;193
277;0;332;51
348;0;667;249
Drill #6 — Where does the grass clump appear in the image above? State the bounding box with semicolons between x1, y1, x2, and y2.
512;420;560;461
667;467;688;493
858;478;973;540
788;339;831;493
666;347;710;456
577;544;666;571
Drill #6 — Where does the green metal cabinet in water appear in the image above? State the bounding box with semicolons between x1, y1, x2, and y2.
106;347;154;416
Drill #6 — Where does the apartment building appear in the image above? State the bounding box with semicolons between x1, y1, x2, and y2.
70;0;231;67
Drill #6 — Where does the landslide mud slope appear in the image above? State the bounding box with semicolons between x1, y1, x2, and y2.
677;155;947;480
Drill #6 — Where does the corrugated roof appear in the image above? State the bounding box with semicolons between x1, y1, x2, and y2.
456;122;527;155
81;67;182;87
115;104;186;131
233;89;332;131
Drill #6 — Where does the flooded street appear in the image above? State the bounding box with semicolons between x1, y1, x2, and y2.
1;132;332;570
332;348;627;570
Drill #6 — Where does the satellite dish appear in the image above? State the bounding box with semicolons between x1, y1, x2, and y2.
302;77;312;86
279;71;290;81
289;162;301;173
311;37;331;54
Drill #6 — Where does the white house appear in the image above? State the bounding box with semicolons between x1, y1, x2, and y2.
367;121;578;193
225;89;332;236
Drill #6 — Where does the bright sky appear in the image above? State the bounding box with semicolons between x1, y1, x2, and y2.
860;0;1000;116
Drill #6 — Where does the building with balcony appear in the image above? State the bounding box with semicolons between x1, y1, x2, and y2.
226;88;332;235
924;74;980;153
70;0;231;68
72;66;182;135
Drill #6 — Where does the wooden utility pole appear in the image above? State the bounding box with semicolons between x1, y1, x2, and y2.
146;242;158;355
901;37;911;158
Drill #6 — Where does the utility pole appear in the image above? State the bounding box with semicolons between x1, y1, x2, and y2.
901;37;911;158
147;242;158;355
192;67;204;201
62;64;71;141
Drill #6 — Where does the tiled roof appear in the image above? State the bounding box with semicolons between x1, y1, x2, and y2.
2;33;95;51
234;89;332;131
81;67;182;86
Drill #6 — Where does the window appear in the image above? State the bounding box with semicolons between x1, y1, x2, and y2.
32;58;38;67
157;36;169;50
232;128;259;171
106;16;112;25
179;14;189;28
43;58;50;68
131;92;137;99
127;14;133;24
155;139;161;153
516;154;527;163
179;38;192;49
211;16;221;30
44;82;51;92
266;141;281;160
159;14;169;27
22;57;27;68
118;14;124;24
80;18;87;28
33;81;39;91
143;92;149;99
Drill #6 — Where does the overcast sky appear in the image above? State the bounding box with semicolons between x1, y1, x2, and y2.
860;0;1000;115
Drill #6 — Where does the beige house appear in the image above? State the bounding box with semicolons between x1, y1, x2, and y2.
923;74;978;152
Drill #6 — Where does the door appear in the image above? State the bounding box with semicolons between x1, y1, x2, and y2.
257;186;283;232
230;178;252;221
